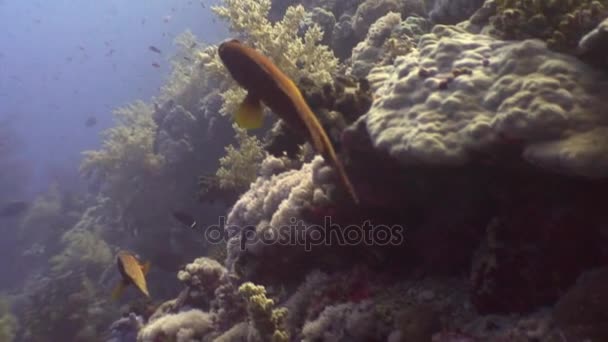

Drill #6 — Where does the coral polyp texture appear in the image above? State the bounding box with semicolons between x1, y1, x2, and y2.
490;0;608;52
225;155;335;277
363;24;608;178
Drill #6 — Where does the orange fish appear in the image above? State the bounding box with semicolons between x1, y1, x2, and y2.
112;251;151;300
218;39;359;204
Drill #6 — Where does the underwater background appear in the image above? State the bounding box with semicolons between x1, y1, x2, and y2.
1;0;607;341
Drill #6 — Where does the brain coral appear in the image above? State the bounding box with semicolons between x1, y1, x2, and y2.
364;24;608;178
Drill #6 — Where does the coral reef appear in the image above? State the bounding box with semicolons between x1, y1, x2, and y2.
577;17;608;69
349;12;430;78
488;0;608;53
238;282;289;341
351;0;426;39
107;313;143;342
360;24;608;178
212;0;339;115
429;0;485;25
215;124;266;190
137;309;215;342
302;7;336;46
80;101;164;214
29;0;608;341
225;155;337;281
19;272;116;342
262;73;374;159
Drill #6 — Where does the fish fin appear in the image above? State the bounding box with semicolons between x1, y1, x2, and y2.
111;281;127;301
235;92;264;129
141;261;151;275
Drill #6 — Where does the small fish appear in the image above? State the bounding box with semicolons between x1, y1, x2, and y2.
183;56;193;62
218;39;359;204
106;49;115;57
163;15;171;23
151;62;160;68
0;201;28;218
85;116;97;127
112;251;151;300
172;211;197;229
148;45;161;54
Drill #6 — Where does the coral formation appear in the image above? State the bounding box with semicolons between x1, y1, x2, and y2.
361;24;608;178
212;0;339;115
225;155;336;279
429;0;485;24
19;0;608;341
351;0;426;39
239;282;289;341
19;272;116;342
80;101;164;211
137;309;216;342
349;12;430;78
577;17;608;68
215;124;266;190
107;313;144;342
489;0;608;53
50;227;113;275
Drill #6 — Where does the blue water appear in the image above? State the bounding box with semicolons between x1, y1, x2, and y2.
0;0;227;196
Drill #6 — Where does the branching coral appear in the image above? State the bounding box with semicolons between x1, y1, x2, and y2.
216;124;266;190
80;101;164;208
212;0;339;115
239;282;289;342
490;0;608;52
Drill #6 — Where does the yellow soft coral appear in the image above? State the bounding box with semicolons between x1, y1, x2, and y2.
216;124;266;189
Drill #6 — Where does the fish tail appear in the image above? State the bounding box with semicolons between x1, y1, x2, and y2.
333;156;360;205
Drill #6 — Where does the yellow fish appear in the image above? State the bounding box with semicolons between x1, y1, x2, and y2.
218;39;359;204
112;250;151;300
